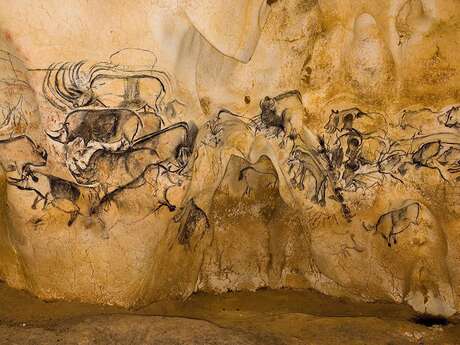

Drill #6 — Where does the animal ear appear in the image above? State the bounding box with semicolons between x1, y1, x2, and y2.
260;97;269;107
37;146;48;160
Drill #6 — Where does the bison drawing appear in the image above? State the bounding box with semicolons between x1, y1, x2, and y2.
363;201;421;247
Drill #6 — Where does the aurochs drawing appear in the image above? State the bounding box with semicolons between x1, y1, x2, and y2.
363;200;421;246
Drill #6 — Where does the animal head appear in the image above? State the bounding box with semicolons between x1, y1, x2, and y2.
377;152;406;174
7;165;38;190
43;61;113;111
203;119;223;147
438;147;460;167
345;134;362;156
287;149;303;165
176;145;192;168
412;141;441;165
260;96;276;112
399;113;408;129
324;109;340;133
34;144;48;162
439;106;460;129
341;108;367;129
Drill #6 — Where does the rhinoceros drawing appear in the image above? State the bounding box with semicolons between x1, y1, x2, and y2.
46;108;143;147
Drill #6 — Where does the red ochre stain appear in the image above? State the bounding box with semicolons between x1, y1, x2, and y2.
4;31;12;42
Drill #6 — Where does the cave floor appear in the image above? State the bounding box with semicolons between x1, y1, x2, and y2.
0;282;459;345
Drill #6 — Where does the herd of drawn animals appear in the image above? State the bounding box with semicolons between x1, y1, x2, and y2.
1;51;460;246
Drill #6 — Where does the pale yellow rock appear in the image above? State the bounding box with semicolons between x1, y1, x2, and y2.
0;0;459;319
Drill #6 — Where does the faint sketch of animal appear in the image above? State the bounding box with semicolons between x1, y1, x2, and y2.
138;111;162;136
376;150;412;180
0;135;47;176
324;108;366;134
411;141;441;166
90;163;183;233
43;61;113;110
46;108;143;149
410;140;460;181
238;156;279;196
398;107;440;134
395;0;433;46
115;74;171;113
7;167;86;226
43;60;173;113
438;106;460;129
163;99;186;122
363;201;421;247
386;132;460;181
438;146;460;174
0;95;30;138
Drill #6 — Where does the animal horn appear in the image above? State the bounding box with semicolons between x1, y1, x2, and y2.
7;176;22;184
43;63;68;111
45;128;64;141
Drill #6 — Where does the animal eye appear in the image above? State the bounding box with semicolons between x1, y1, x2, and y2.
346;161;359;171
344;114;354;122
348;137;361;147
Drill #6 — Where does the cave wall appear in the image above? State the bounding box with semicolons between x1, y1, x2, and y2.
0;0;459;316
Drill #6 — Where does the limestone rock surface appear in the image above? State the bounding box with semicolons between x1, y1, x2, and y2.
0;0;459;318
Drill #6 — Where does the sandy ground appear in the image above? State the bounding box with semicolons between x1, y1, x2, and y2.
1;282;460;344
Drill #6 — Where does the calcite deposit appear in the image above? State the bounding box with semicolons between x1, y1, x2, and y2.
0;0;459;317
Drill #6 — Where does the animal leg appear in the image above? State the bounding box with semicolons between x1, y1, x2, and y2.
161;186;176;212
42;193;52;210
298;164;306;190
387;231;395;247
68;211;79;227
31;195;43;209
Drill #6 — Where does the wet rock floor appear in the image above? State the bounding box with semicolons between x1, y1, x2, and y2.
0;282;459;344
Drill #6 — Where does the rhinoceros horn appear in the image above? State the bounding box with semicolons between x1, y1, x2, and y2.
46;126;68;143
7;176;24;187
